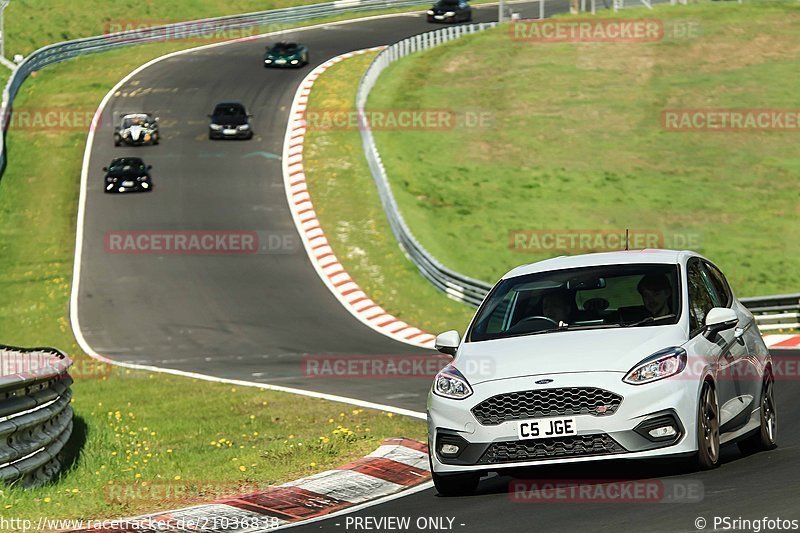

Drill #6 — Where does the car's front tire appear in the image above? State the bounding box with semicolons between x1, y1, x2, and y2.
694;381;720;470
738;374;777;455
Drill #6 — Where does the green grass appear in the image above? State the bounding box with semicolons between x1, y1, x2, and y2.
0;32;426;522
368;1;800;297
2;373;424;520
303;52;475;334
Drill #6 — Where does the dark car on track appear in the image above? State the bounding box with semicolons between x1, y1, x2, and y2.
103;157;153;193
208;102;253;140
264;42;309;68
114;113;160;146
427;0;472;22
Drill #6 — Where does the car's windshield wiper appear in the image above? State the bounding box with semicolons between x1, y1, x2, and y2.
623;314;677;327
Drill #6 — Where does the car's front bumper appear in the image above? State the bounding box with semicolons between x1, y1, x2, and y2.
427;14;457;22
105;180;152;193
264;59;302;68
209;128;252;139
428;371;700;473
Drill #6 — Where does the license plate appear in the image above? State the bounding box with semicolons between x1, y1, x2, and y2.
434;15;445;19
122;180;134;187
276;59;286;64
223;129;237;135
517;417;577;440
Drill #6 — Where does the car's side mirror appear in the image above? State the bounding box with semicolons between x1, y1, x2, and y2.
435;330;461;356
102;166;108;171
155;117;160;122
147;165;153;170
703;307;738;340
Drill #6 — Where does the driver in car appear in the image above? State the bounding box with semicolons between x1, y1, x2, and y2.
542;291;572;326
637;273;672;319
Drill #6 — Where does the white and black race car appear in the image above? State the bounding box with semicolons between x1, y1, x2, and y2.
114;113;160;146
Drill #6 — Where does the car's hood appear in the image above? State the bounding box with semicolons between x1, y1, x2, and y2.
211;115;247;126
266;51;299;59
454;325;687;385
107;169;146;178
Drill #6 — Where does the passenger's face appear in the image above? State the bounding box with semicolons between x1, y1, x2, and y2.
640;288;669;315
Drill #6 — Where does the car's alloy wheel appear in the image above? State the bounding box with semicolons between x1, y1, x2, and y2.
738;374;777;454
695;381;720;469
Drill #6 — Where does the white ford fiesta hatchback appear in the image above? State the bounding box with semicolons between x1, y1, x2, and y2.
428;250;776;496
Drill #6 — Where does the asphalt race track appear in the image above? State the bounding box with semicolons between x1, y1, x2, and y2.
74;2;800;531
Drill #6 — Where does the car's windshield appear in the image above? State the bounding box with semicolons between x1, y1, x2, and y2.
468;263;681;342
122;115;149;128
213;105;245;117
108;159;145;172
272;43;297;52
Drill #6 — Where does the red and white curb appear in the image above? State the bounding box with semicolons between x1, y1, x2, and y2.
763;334;800;350
281;48;437;350
70;438;429;531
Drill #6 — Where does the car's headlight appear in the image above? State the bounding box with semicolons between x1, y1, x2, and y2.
433;365;473;399
427;9;434;14
210;124;222;130
623;347;687;385
265;59;272;63
238;124;250;130
290;59;299;64
121;131;129;137
137;176;148;181
445;11;456;16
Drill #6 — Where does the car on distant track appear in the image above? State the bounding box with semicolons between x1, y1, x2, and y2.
208;102;253;140
263;41;309;68
103;157;153;193
427;0;472;23
114;113;160;146
428;250;776;496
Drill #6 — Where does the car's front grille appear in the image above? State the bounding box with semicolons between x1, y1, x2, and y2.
478;433;625;464
471;387;623;425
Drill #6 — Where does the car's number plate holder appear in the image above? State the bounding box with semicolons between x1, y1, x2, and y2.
517;417;578;440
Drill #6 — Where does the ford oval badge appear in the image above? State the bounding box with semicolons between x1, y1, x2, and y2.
535;379;553;385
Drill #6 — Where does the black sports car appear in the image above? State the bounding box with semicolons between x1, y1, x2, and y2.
264;42;309;68
103;157;153;193
427;0;472;22
208;102;253;140
114;113;160;146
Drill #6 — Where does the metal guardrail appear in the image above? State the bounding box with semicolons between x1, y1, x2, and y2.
0;0;431;174
0;345;73;487
740;293;800;331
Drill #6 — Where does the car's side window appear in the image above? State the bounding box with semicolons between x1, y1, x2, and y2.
703;262;732;307
687;260;716;335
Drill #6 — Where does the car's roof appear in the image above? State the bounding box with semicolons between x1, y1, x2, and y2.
214;101;244;106
503;249;701;279
110;157;144;164
273;41;299;47
122;113;151;118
